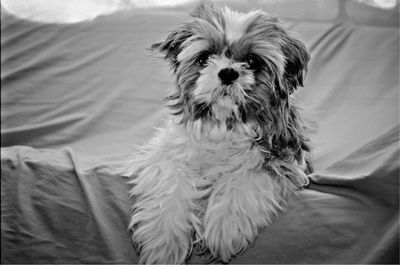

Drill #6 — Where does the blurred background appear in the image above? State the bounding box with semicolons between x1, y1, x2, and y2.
1;0;399;23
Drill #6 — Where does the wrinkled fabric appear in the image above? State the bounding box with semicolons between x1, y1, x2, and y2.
1;0;399;263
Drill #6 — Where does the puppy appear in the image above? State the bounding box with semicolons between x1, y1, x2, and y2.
127;4;312;264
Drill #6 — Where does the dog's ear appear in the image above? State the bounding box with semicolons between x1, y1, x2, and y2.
150;26;192;70
280;34;310;95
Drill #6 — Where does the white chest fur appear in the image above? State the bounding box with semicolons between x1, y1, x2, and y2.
127;118;303;264
160;119;265;181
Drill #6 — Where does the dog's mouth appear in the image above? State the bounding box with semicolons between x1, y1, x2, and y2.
191;81;253;125
198;87;245;125
213;84;242;102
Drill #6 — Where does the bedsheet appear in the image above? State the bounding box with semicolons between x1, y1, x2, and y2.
1;0;399;263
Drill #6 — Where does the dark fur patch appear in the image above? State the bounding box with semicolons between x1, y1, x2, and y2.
281;34;310;94
193;101;212;120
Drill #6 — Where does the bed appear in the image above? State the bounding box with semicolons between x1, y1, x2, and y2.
1;0;399;263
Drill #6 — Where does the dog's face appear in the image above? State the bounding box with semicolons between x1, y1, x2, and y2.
152;4;309;136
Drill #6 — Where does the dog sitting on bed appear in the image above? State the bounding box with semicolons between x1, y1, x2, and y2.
127;3;312;264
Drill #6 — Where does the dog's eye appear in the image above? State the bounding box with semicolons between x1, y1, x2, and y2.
244;54;262;70
197;51;212;66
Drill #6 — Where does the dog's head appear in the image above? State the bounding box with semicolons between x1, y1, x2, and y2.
152;4;310;139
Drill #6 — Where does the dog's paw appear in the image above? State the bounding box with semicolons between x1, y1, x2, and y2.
204;208;256;262
137;241;189;264
132;220;191;264
293;169;310;189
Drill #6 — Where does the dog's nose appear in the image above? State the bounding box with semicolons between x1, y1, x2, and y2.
218;67;239;85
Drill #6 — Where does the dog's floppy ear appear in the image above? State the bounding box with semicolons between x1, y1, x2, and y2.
280;34;310;95
150;26;192;70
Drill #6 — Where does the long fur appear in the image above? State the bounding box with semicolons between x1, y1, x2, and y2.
127;3;312;264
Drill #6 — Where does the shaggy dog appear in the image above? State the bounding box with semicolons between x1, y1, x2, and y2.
127;4;312;264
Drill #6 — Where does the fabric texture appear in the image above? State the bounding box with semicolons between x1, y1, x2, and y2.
1;0;399;263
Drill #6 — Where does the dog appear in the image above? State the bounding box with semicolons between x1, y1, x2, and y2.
126;3;312;264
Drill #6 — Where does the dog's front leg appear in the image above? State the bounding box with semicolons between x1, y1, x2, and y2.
204;169;295;262
128;158;202;264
